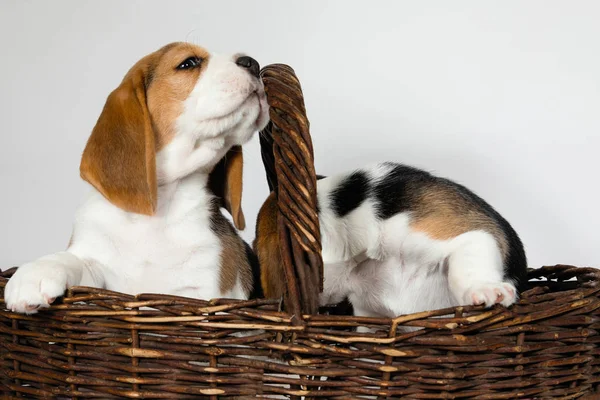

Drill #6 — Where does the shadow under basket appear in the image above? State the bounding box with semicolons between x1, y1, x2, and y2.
1;65;599;399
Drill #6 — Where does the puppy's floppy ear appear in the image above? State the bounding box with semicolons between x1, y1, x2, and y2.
208;146;246;230
80;60;157;215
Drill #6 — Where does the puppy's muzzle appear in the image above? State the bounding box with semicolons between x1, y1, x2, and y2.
236;56;260;78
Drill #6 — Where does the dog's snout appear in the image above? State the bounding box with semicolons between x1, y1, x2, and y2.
235;56;260;78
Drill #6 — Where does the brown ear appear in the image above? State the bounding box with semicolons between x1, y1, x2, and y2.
80;65;157;215
208;146;246;230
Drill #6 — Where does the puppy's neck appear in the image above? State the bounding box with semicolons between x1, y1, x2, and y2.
156;133;229;184
155;170;212;217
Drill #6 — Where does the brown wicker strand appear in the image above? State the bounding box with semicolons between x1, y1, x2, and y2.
260;64;323;316
0;264;599;398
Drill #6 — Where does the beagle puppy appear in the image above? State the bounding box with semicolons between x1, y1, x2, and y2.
5;42;269;314
255;163;527;318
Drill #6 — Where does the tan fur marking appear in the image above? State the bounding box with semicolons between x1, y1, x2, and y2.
253;192;285;299
208;147;246;230
80;59;158;215
410;184;509;258
79;42;211;215
146;44;210;150
218;234;246;294
211;209;253;295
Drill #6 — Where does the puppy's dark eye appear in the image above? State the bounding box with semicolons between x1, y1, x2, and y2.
177;57;202;70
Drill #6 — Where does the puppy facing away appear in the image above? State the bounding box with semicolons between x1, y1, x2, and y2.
5;42;269;314
255;163;527;318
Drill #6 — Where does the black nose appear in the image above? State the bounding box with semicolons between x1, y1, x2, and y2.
236;56;260;78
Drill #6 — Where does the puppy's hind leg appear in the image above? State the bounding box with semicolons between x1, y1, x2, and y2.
447;231;517;308
349;297;385;334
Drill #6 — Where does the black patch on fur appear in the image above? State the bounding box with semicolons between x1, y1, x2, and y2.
209;205;237;239
372;162;527;289
208;201;231;236
316;174;326;214
441;179;528;290
329;171;370;217
372;163;434;219
320;297;354;316
245;242;264;299
260;130;278;192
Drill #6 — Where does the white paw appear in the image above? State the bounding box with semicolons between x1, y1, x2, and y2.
4;252;81;314
463;282;517;308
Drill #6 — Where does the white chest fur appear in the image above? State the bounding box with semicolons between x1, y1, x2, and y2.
68;172;224;299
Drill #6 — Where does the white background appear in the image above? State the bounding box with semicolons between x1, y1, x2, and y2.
1;1;598;269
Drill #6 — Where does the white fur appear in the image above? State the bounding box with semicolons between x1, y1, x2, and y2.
5;51;269;314
158;54;267;184
318;166;518;319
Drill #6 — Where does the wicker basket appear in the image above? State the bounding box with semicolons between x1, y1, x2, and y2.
1;64;599;399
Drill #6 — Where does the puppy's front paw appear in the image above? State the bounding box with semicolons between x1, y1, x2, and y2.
4;252;81;314
463;282;517;308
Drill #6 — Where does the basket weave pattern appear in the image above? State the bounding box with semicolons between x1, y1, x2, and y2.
1;64;599;399
259;64;323;318
1;266;599;398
